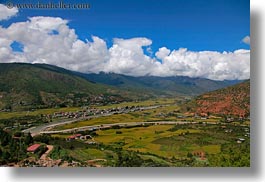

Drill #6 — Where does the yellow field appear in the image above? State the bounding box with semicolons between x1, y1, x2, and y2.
95;125;202;158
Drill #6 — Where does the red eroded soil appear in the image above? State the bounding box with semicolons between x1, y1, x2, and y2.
194;80;250;117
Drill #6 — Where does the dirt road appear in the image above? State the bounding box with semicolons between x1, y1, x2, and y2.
40;145;54;160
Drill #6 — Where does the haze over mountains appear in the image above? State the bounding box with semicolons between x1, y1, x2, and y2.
0;63;244;111
80;72;243;96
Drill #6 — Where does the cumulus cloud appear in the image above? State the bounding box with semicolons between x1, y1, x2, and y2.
0;16;250;80
153;48;250;80
105;38;157;76
0;4;18;21
155;47;171;60
0;16;109;73
242;35;250;45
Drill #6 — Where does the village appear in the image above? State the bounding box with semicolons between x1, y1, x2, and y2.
10;133;98;167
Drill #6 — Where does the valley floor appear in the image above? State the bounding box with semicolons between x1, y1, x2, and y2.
0;98;250;167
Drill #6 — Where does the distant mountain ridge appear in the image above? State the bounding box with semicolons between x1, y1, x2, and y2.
78;72;244;96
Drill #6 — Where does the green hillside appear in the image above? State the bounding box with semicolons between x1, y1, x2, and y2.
0;63;125;111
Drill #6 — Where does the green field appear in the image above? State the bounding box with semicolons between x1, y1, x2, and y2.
68;148;107;161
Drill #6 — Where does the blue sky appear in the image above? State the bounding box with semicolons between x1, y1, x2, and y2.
0;0;250;80
1;0;250;52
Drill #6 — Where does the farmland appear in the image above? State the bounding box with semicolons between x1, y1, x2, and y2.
0;97;250;167
47;122;249;167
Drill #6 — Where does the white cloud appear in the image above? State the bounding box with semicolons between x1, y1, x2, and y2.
27;16;68;32
153;48;250;80
155;47;171;60
105;38;157;76
0;16;250;80
0;16;109;73
242;35;250;45
0;4;18;21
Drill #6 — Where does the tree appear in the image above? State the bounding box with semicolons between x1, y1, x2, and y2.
33;134;51;144
13;131;22;138
116;151;143;167
2;151;11;161
187;152;193;158
25;133;33;145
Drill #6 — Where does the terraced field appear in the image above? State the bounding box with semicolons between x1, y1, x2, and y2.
49;122;249;167
95;125;221;158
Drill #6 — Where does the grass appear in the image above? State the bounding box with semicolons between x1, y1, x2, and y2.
68;148;106;161
139;154;172;166
202;145;221;154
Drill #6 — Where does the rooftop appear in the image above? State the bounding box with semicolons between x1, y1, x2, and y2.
27;144;41;152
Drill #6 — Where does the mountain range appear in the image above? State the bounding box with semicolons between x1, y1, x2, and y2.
0;63;244;111
77;72;243;96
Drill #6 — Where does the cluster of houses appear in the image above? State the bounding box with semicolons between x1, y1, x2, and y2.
236;127;250;144
236;138;246;144
47;105;143;120
66;133;96;144
220;125;250;144
156;111;222;121
89;94;123;105
192;151;206;160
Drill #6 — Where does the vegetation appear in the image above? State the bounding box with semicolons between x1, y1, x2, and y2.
44;123;250;167
0;63;130;111
0;129;29;165
0;63;250;167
